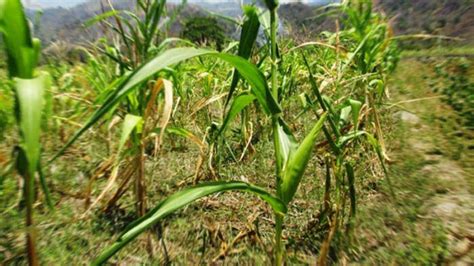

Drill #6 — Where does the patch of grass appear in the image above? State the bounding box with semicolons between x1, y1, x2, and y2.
344;58;469;264
402;45;474;58
348;123;450;265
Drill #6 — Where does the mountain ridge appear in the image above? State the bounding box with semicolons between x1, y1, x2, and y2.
30;0;474;46
24;0;338;9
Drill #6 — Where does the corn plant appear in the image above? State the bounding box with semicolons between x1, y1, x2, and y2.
38;0;329;263
35;0;400;264
339;0;400;160
0;0;50;264
51;0;190;217
288;1;400;262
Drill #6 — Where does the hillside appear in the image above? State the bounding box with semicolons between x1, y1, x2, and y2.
29;1;209;44
280;0;474;43
377;0;474;43
28;1;339;45
27;0;474;46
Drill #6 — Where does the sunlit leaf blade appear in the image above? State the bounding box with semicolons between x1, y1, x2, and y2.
14;74;47;176
340;106;351;123
302;52;341;143
203;9;240;25
274;118;298;176
349;99;362;131
83;10;120;28
258;9;271;38
216;52;281;115
220;93;256;135
280;113;327;204
118;114;142;154
338;130;366;147
225;5;260;107
155;37;195;52
166;127;204;149
92;181;286;264
0;0;38;79
50;47;281;162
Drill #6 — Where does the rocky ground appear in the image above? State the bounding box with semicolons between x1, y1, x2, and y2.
391;58;473;265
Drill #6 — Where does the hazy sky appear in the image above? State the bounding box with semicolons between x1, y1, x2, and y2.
23;0;86;8
24;0;335;8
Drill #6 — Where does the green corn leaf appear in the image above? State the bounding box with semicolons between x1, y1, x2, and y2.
274;118;298;177
14;74;48;176
146;0;166;43
340;24;384;76
164;127;192;138
118;114;142;154
155;37;195;52
349;99;362;131
340;106;351;123
83;10;121;28
165;127;204;149
92;181;286;264
239;6;261;52
203;9;240;26
0;0;39;79
298;93;308;109
220;93;256;135
258;8;281;60
369;79;384;96
338;130;366;147
302;53;340;140
216;52;281;115
50;47;281;162
258;9;271;37
225;5;260;108
280;113;327;204
31;38;41;70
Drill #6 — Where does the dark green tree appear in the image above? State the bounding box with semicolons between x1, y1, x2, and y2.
181;16;227;50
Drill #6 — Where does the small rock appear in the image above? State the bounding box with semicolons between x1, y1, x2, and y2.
433;202;459;216
75;171;85;183
455;261;471;266
395;111;421;124
408;139;434;154
453;238;471;257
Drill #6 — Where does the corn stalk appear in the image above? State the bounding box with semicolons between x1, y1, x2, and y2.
0;0;50;264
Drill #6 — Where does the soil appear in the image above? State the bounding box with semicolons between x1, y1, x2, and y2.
394;67;474;264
